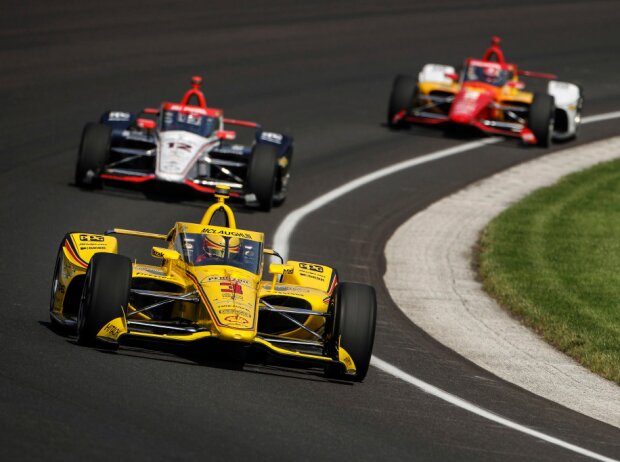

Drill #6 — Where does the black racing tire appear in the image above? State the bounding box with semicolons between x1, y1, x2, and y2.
77;252;132;347
387;74;417;128
529;93;555;148
248;143;278;212
325;282;377;382
75;123;111;187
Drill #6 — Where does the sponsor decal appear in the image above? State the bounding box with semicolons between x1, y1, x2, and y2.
135;266;167;277
220;281;243;295
102;323;122;337
203;275;251;285
219;308;252;316
78;246;108;252
167;141;193;152
79;234;105;242
299;271;326;283
108;111;131;121
201;228;253;239
224;314;249;325
260;132;283;144
299;263;324;273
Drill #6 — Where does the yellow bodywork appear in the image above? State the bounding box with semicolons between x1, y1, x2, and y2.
51;189;355;375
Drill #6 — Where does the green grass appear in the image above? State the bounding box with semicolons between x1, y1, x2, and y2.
479;158;620;384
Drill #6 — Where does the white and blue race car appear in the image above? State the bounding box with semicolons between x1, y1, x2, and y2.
75;76;293;211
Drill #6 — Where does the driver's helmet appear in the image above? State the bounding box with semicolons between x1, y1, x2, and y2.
202;235;240;260
482;66;500;83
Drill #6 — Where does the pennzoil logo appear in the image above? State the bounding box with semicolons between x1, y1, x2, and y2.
224;314;249;325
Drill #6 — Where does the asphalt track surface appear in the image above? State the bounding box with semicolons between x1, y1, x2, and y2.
2;1;620;460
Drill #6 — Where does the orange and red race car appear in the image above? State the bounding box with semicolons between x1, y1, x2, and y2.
387;37;582;146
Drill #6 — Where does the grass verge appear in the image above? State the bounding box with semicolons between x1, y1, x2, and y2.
479;158;620;385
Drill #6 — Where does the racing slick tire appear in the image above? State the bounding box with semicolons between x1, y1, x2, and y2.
248;143;278;212
387;74;417;128
77;252;131;347
325;282;377;382
75;122;111;187
529;93;555;148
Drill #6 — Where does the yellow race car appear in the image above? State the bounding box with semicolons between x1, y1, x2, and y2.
49;186;376;381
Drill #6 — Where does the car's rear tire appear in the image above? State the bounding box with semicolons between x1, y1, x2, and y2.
248;143;278;211
75;123;111;187
387;74;417;128
529;93;555;147
77;253;131;347
325;282;377;382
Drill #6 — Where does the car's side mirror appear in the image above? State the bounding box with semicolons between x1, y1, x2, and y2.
137;118;157;130
268;263;294;291
152;247;180;260
216;130;236;140
445;72;459;81
152;247;180;275
269;263;293;275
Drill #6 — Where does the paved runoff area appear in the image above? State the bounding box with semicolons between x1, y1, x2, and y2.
385;137;620;428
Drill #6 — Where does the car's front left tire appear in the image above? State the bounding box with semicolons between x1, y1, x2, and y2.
75;123;111;187
77;252;131;347
387;74;417;128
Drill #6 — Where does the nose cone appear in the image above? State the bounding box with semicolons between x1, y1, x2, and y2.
449;111;473;124
218;326;256;343
449;88;491;124
195;270;259;341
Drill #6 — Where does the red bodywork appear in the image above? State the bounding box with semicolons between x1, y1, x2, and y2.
396;37;556;144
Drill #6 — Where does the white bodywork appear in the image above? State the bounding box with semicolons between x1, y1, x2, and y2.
156;131;218;183
418;63;456;84
548;80;582;140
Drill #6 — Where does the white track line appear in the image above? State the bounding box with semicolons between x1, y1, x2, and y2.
372;357;617;462
272;137;501;259
272;112;620;461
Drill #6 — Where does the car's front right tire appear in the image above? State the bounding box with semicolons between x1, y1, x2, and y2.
529;93;555;147
325;282;377;382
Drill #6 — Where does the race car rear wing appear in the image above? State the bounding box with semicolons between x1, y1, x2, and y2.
223;118;261;129
517;69;558;79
